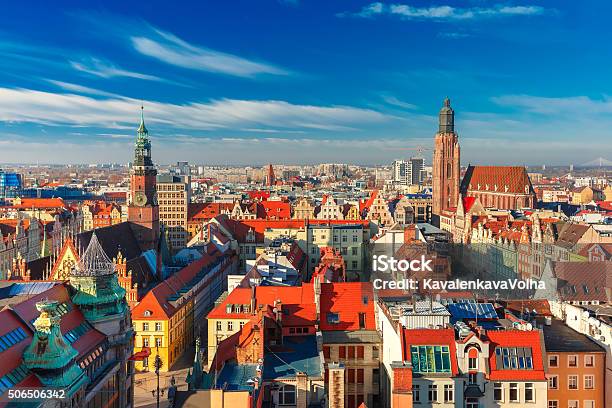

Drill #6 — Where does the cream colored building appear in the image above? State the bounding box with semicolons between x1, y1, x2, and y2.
157;174;191;252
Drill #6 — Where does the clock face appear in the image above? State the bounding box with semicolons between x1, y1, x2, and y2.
134;192;148;207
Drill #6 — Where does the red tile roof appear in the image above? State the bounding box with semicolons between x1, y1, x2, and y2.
132;246;234;320
208;284;317;327
461;166;534;195
319;282;376;331
261;201;291;220
487;329;545;380
401;328;459;376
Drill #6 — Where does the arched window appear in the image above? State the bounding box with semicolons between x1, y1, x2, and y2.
468;347;479;371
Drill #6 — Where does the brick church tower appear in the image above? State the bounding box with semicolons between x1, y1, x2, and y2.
128;106;160;251
432;97;460;218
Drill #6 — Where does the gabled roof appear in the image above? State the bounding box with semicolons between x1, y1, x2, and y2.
401;328;459;376
319;282;375;331
487;330;545;381
207;284;317;327
552;261;611;303
461;166;534;195
132;245;232;320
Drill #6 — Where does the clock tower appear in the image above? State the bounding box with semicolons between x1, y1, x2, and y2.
128;106;160;251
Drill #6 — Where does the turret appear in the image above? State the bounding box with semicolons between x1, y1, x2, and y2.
438;97;455;133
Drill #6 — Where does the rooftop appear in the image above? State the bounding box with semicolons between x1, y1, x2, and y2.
541;318;605;353
263;335;322;380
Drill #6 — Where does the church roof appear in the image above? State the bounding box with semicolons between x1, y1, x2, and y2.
461;165;534;195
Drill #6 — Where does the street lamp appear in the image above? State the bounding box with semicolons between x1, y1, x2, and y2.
153;352;163;408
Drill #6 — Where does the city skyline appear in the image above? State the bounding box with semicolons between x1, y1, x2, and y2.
1;1;611;165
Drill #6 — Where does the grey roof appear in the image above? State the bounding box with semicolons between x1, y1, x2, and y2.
541;318;605;353
322;330;382;344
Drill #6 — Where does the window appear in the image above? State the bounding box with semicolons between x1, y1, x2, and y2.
428;384;437;402
468;355;478;370
584;355;594;367
227;321;233;331
568;401;578;408
410;345;451;373
468;373;477;384
568;355;578;367
584;401;594;408
357;346;364;359
156;338;162;347
240;321;245;329
548;375;558;389
548;402;558;408
327;312;340;324
584;375;594;389
155;322;162;331
357;369;364;384
323;346;330;359
494;382;503;402
358;313;366;329
352;260;358;269
339;346;346;359
443;384;453;402
549;355;559;367
496;347;533;370
142;338;149;347
412;385;420;402
525;383;534;402
143;323;149;331
216;321;222;331
466;398;479;408
568;375;578;390
278;384;296;405
509;383;518;402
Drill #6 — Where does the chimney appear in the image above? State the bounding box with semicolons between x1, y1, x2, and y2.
391;361;414;407
327;363;345;408
404;225;416;242
296;372;308;408
250;285;256;315
313;276;321;321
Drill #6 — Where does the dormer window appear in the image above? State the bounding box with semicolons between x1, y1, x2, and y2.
327;312;340;324
144;310;152;317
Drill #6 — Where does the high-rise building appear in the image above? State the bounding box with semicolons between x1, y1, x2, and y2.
157;174;190;252
0;169;22;200
392;157;425;186
127;107;160;252
410;157;425;185
266;163;276;186
432;98;460;217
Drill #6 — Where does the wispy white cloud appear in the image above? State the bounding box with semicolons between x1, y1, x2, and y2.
0;86;389;131
492;94;612;115
131;28;289;77
45;79;124;98
70;57;162;81
340;3;546;21
381;95;418;110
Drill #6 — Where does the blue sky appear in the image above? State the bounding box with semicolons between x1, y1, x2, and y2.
0;1;610;165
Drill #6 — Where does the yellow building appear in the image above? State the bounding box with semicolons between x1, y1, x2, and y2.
132;246;238;372
132;291;194;372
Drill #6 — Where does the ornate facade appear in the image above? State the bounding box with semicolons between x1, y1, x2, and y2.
127;107;160;252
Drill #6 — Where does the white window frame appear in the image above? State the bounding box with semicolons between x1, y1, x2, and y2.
548;354;559;367
443;384;453;402
509;382;519;402
548;375;558;389
493;382;504;402
568;354;578;367
568;375;578;390
584;355;595;367
525;382;535;403
584;374;594;389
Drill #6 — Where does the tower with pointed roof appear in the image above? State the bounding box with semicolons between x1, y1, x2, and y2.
69;231;134;407
128;106;160;252
432;97;461;219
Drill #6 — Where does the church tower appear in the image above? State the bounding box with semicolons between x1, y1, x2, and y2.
432;97;461;218
128;106;160;251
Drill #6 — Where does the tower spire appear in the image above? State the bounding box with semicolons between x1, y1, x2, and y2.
138;104;148;135
438;97;454;134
